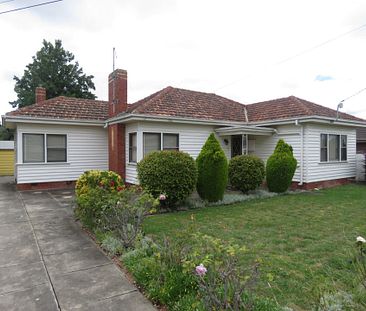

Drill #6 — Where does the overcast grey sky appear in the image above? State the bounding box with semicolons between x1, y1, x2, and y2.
1;0;366;119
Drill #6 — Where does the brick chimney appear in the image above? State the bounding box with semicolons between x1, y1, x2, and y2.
108;69;128;180
35;87;46;103
108;69;127;117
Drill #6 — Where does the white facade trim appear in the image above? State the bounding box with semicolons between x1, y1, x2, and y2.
108;113;246;127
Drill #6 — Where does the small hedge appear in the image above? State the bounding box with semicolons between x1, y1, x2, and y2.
137;150;197;207
75;170;124;197
266;139;297;193
228;155;265;193
196;133;228;202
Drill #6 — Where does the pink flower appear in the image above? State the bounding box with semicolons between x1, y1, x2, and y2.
195;264;207;276
159;194;166;201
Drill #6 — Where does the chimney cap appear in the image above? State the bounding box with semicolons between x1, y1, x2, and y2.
109;69;127;80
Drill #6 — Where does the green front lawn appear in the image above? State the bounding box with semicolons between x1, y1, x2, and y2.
143;184;366;309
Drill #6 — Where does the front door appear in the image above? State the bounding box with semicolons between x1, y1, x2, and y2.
231;135;242;158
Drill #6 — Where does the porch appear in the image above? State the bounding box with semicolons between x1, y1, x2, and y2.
215;125;275;158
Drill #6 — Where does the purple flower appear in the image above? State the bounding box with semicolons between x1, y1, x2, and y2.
195;264;207;276
159;194;166;201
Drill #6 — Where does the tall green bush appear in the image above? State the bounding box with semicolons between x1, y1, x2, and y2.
196;133;228;202
229;155;265;193
137;151;197;208
266;139;297;193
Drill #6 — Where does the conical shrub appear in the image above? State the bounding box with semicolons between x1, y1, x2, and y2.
266;139;297;193
196;133;228;202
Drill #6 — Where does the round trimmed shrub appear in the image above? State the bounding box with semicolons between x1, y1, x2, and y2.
75;170;124;198
137;151;197;207
266;139;297;193
196;133;228;202
228;155;265;193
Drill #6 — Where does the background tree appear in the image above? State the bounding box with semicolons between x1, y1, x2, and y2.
0;126;14;141
10;39;96;108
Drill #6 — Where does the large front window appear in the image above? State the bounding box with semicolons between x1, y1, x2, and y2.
23;134;45;163
143;132;179;156
23;133;67;163
163;134;179;151
143;133;161;156
47;134;67;162
320;134;347;162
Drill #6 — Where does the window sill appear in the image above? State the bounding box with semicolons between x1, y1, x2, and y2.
16;162;71;166
318;161;348;165
128;162;137;166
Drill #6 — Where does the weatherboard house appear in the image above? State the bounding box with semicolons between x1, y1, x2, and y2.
3;69;366;190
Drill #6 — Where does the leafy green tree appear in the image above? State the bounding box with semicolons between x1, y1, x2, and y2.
0;126;14;141
10;39;96;108
196;133;228;202
266;139;297;193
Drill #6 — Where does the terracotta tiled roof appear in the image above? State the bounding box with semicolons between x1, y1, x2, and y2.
7;96;109;121
246;96;365;122
124;86;248;122
7;92;365;125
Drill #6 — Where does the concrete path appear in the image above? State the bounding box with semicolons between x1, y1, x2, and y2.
0;177;155;311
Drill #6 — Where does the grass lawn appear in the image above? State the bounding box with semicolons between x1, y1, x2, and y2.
143;184;366;310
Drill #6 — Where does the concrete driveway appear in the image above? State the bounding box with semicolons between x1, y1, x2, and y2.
0;177;155;311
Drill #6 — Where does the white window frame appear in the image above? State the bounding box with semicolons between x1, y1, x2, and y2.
142;132;180;157
242;134;248;155
22;133;68;164
320;133;347;163
128;132;137;163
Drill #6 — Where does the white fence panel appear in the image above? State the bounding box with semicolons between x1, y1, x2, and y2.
356;154;365;182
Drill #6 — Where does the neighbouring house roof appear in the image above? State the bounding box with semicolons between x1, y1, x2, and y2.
6;96;109;121
124;86;248;122
246;96;365;123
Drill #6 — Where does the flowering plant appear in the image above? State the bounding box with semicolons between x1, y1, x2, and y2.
195;264;207;276
159;194;166;201
75;170;124;197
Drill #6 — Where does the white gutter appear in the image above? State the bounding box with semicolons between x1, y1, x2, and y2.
3;115;105;127
249;115;366;127
108;113;246;127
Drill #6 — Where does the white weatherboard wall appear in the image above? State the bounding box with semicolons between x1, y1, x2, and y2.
253;124;302;181
125;121;229;184
16;123;108;184
303;123;356;183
